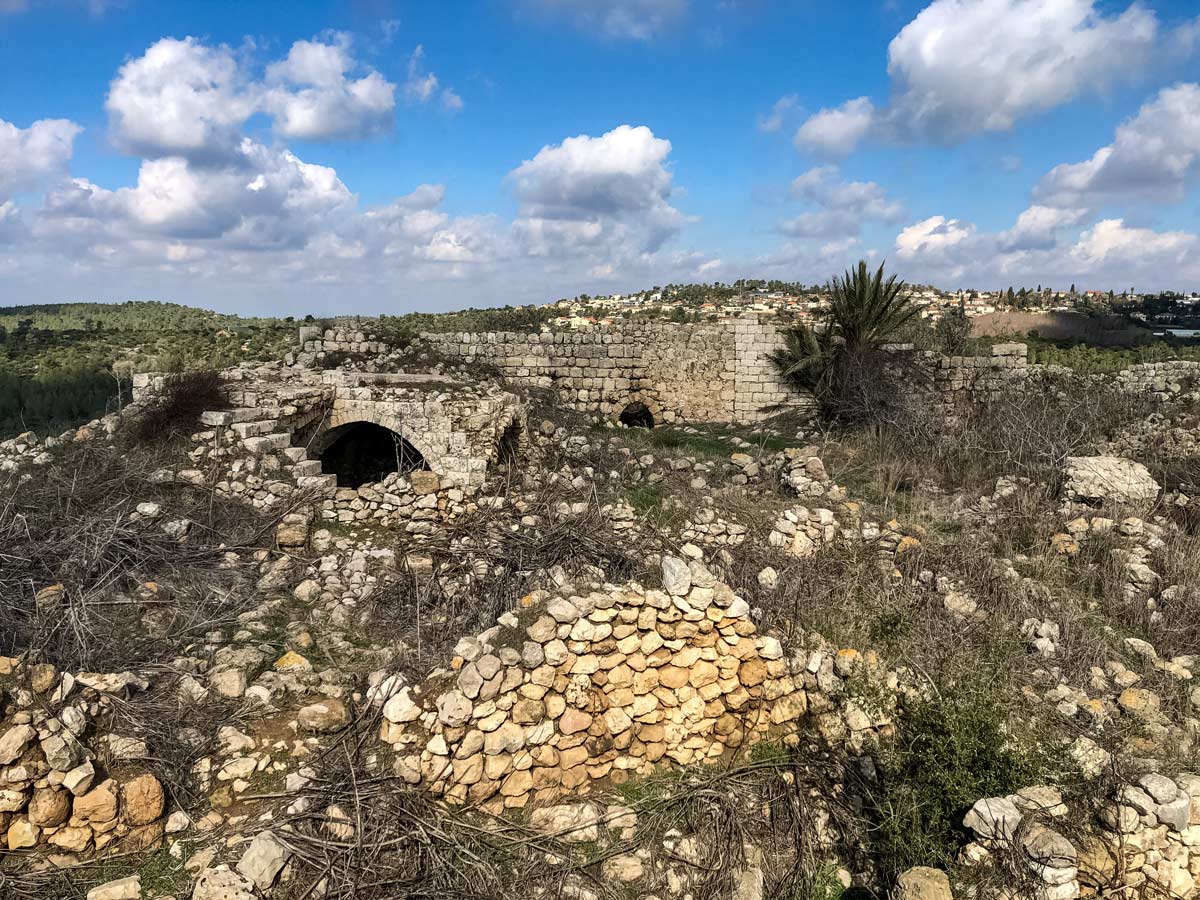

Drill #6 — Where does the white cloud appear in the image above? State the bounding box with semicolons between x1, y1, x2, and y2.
884;0;1158;143
106;37;258;162
895;215;975;262
757;94;798;134
793;97;874;158
403;45;462;112
528;0;688;40
997;204;1088;251
791;0;1190;154
263;34;395;140
780;165;903;238
1036;83;1200;207
1071;218;1198;268
0;117;81;200
887;208;1200;290
108;36;399;158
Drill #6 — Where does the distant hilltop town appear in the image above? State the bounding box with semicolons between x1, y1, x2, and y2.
537;280;1200;330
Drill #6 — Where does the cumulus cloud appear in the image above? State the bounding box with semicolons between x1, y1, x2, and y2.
1071;218;1198;269
793;97;875;158
1036;83;1200;207
263;34;395;140
108;35;398;157
508;124;686;257
106;37;258;161
997;204;1088;252
887;207;1200;290
792;0;1187;155
894;215;975;264
0;117;81;200
527;0;688;40
779;165;903;238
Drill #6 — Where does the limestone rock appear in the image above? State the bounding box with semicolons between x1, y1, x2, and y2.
193;866;256;900
964;796;1021;842
298;698;350;733
86;875;141;900
0;724;35;765
661;556;692;596
27;786;71;827
121;774;165;826
893;867;952;900
1062;456;1159;506
237;829;291;891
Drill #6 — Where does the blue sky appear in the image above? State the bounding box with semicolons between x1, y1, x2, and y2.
1;0;1198;315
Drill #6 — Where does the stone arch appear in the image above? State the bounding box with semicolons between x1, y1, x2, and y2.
314;421;430;489
618;399;657;428
322;407;441;477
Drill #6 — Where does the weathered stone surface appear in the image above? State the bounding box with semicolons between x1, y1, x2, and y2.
0;724;35;765
73;780;119;825
298;698;350;733
86;875;141;900
193;866;256;900
121;774;165;826
1062;456;1159;506
237;830;292;891
964;796;1022;842
893;867;952;900
27;786;71;827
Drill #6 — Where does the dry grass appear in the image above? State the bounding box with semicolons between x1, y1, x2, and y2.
0;440;287;673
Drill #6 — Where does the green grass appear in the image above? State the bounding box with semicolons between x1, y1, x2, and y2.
624;482;666;516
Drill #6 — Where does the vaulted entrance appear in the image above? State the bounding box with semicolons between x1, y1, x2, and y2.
317;421;429;488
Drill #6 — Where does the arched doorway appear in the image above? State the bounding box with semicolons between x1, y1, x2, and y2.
317;421;430;488
619;401;655;429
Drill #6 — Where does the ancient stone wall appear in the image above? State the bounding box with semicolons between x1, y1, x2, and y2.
377;558;902;811
962;776;1200;899
417;319;812;424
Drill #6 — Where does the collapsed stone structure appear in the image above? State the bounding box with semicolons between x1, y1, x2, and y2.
132;364;524;536
378;558;901;810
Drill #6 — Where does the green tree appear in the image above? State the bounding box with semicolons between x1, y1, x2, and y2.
770;260;918;422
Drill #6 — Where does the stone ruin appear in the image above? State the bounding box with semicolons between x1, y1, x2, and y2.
377;557;900;811
132;364;525;539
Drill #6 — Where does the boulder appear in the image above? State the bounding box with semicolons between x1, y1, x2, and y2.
27;786;71;827
661;556;692;596
1062;456;1159;506
893;867;952;900
73;780;119;825
963;796;1022;842
236;830;291;891
0;724;35;765
193;866;256;900
121;773;165;826
86;875;141;900
298;698;350;733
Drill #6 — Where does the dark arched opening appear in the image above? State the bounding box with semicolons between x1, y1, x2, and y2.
619;402;655;429
496;421;523;468
318;421;429;488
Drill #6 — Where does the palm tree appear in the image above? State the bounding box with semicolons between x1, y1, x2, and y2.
771;260;917;420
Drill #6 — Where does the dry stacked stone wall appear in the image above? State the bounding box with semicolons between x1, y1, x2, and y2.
377;557;903;811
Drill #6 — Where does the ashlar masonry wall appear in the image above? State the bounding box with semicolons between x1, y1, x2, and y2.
419;318;810;425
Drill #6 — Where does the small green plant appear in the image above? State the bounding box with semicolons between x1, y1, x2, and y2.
625;482;666;516
769;862;846;900
861;692;1057;882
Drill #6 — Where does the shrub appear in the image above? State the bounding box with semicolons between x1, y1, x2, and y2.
771;261;921;426
858;693;1056;883
128;369;228;444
